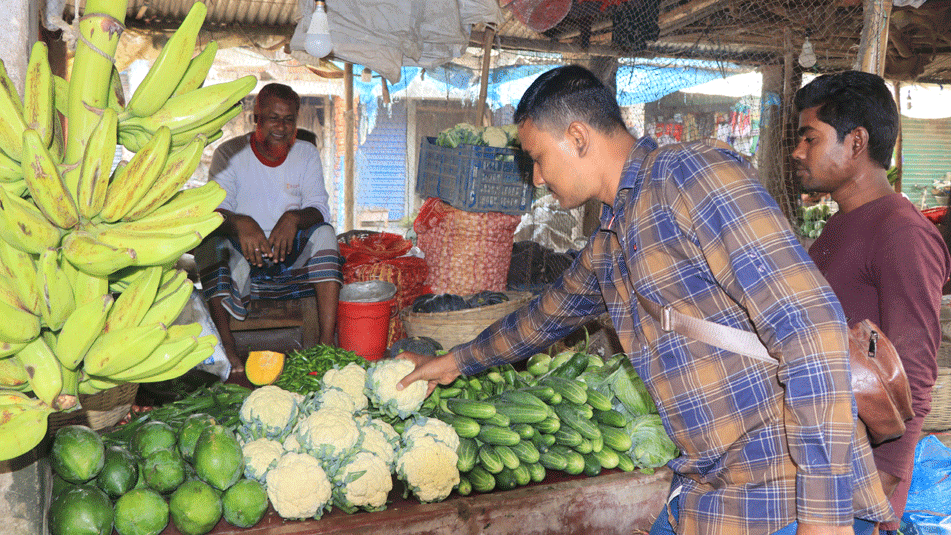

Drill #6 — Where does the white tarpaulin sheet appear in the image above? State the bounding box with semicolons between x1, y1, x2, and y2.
291;0;502;83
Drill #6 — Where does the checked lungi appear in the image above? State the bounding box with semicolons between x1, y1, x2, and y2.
194;223;343;321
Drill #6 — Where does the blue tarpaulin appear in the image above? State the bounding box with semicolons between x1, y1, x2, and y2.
901;435;951;534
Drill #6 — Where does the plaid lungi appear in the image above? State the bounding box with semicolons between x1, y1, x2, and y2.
194;223;343;321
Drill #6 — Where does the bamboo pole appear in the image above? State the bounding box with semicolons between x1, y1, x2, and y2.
476;26;495;126
857;0;893;75
344;62;355;231
893;81;902;193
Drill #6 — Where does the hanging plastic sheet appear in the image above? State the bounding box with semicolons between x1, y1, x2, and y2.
901;434;951;534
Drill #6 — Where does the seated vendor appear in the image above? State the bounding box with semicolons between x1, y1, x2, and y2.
194;83;342;374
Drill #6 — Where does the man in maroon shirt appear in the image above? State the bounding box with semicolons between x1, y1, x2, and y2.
794;70;951;534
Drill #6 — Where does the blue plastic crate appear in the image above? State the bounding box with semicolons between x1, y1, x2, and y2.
415;137;533;215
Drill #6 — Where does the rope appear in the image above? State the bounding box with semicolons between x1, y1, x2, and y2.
75;13;126;65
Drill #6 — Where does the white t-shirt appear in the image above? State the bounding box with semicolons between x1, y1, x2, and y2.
209;134;331;235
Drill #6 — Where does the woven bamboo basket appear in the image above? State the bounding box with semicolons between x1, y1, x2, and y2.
923;330;951;432
47;382;139;432
400;291;533;350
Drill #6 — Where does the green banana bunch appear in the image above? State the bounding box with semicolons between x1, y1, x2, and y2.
0;186;62;253
0;238;39;314
125;2;207;118
134;334;216;383
37;248;76;331
83;321;168;377
0;358;29;390
22;128;79;229
54;294;114;370
24;42;54;148
61;230;137;277
74;108;118;219
172;40;218;97
0;391;55;460
138;269;195;326
122;132;207;221
16;337;63;407
104;265;162;332
100;126;172;222
0;149;22;182
0;293;40;344
0;59;27;161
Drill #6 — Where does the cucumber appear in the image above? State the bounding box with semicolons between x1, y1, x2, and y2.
530;432;552;453
527;353;552;376
492;402;549;424
535;415;561;435
553;404;602;441
494;444;520;470
616;451;635;472
457;437;479;473
512;423;535;440
478;444;504;474
457;475;472;496
538;450;568;471
593;447;620;469
548;392;563;405
513;463;532;487
549;352;588;379
482;411;511;428
510;440;541;464
478;425;521;447
495;467;518;491
527;462;546;482
447;398;496;420
590;434;604;453
540;376;588;405
502;388;553;406
585;388;613;412
438;412;481;439
593;408;627;428
554;426;583;448
468;465;495;493
599;423;633;452
573;437;593;454
582;452;603;476
551;446;585;475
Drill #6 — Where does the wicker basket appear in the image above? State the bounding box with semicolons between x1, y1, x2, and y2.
400;291;533;350
48;382;139;432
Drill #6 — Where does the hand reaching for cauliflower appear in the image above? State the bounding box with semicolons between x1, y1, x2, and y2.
395;352;462;397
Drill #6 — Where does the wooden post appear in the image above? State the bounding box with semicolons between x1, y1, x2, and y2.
893;81;902;193
344;62;355;231
857;0;893;75
476;26;495;126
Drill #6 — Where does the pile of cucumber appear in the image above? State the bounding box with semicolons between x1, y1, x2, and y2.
424;351;647;495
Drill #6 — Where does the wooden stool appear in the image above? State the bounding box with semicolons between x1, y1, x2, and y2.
229;296;319;355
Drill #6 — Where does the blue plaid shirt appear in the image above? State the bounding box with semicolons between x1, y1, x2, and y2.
454;137;893;534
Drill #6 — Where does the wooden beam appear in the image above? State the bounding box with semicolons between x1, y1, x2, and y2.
344;62;354;232
476;26;495;126
658;0;727;33
858;0;893;75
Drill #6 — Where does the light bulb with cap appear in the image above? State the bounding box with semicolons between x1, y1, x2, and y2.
305;0;333;59
798;37;817;68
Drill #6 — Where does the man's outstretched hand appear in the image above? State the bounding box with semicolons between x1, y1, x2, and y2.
396;352;462;397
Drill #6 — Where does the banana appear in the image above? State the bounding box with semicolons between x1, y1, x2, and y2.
103;333;198;382
0;179;27;198
0;342;25;358
120;75;257;135
61;230;137;277
0;148;22;182
123;133;207;221
59;364;80;410
53;75;69;116
104;265;162;332
118;210;223;239
48;103;65;162
0;402;55;460
0;277;30;315
171;40;218;97
83;321;167;377
0;298;39;344
166;322;204;340
129;180;226;226
37;248;75;331
15;337;63;406
134;335;216;383
99;126;171;222
138;273;194;327
54;294;113;370
169;103;240;148
24;42;54;149
125;2;207;118
78;375;124;395
94;227;203;267
0;186;62;254
75;108;118;219
21;129;79;228
0;59;27;161
0;357;29;389
0;238;39;314
61;258;108;306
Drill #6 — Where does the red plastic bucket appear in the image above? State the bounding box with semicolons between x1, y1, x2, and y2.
336;281;397;361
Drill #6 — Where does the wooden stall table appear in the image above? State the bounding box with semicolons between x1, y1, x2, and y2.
156;468;671;535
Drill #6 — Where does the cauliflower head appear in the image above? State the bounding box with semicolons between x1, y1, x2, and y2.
242;438;284;482
359;420;399;470
365;359;427;419
282;433;303;453
317;386;358;414
323;363;369;411
401;416;460;452
265;452;333;520
294;406;361;465
396;436;460;503
238;385;302;441
332;451;393;513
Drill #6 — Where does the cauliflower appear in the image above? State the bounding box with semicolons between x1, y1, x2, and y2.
323;363;369;411
482;126;508;148
365;359;427;419
294;406;361;469
242;438;284;483
501;123;519;146
396;436;459;503
359;419;399;470
238;385;302;442
316;386;358;414
332;451;393;513
401;416;459;452
265;452;333;520
282;433;303;453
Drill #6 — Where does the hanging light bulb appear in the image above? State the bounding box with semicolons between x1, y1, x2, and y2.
305;0;333;59
798;36;817;68
361;67;372;83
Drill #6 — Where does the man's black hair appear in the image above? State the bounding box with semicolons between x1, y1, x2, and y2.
255;82;301;112
794;70;898;169
513;65;626;135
